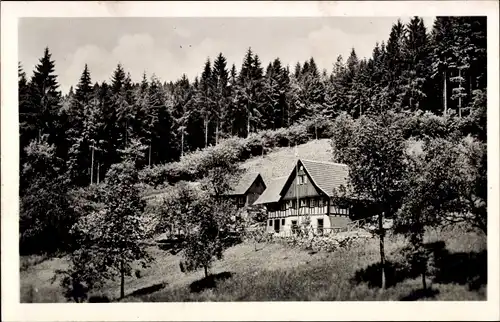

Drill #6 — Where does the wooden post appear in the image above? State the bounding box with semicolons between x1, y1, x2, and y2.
295;156;300;227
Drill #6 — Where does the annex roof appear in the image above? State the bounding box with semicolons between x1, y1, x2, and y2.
253;176;288;205
227;172;265;195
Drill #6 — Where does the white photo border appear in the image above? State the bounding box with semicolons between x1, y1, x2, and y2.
2;1;499;321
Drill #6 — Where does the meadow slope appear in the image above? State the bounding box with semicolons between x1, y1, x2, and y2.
21;225;486;302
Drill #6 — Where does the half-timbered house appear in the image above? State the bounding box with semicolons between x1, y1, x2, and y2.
254;159;353;234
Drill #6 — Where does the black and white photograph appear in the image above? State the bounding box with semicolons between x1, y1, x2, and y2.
1;1;499;321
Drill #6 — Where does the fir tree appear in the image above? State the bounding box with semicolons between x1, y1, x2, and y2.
212;53;230;145
66;65;94;186
399;16;430;111
198;58;214;147
28;47;64;153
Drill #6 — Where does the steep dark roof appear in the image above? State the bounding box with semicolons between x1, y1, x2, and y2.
227;172;265;195
299;159;349;197
253;176;288;205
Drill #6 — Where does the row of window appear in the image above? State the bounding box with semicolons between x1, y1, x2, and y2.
269;206;349;217
280;198;326;210
268;218;324;229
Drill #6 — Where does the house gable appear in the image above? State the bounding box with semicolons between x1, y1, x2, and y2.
281;160;325;200
228;173;266;196
246;175;267;205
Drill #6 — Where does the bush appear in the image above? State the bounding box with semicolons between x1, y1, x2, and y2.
286;124;311;146
243;134;265;158
303;117;336;139
272;127;291;147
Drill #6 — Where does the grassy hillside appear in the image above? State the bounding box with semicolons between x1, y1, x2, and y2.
21;225;486;302
241;138;333;184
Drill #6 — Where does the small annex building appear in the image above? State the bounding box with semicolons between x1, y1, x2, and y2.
254;159;355;234
225;172;267;208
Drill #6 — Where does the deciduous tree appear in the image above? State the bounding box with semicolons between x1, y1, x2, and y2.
331;112;407;289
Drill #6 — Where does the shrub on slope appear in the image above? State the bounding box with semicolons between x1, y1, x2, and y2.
139;111;479;189
139;118;334;188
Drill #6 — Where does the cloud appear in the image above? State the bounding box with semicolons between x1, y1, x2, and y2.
61;44;113;89
63;33;177;91
62;26;373;93
59;17;436;93
173;26;192;38
307;25;382;68
21;17;437;94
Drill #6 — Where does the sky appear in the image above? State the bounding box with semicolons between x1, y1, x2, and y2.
19;17;435;94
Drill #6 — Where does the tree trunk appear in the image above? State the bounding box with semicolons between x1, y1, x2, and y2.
205;119;208;148
216;120;219;145
120;259;125;299
422;270;427;290
247;107;250;138
458;68;462;118
125;119;129;147
181;131;184;157
90;145;94;185
443;70;448;116
469;74;473;98
204;265;208;278
315;123;318;140
149;143;152;166
96;163;100;184
378;211;386;289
